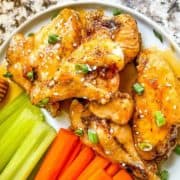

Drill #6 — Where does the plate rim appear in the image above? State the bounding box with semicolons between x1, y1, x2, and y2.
0;0;180;56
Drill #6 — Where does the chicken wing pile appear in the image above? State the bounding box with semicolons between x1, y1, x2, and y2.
6;8;180;180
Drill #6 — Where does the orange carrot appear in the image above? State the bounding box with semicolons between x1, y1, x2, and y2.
78;156;110;180
113;169;132;180
35;129;79;180
62;141;82;172
59;146;94;180
88;169;112;180
106;163;120;176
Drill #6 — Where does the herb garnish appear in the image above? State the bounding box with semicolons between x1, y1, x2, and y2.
153;29;163;43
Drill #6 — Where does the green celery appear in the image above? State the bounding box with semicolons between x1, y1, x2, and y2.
0;108;37;172
0;100;29;139
26;103;44;121
27;156;44;180
15;127;55;179
0;92;28;124
0;101;44;141
0;96;44;140
0;122;56;180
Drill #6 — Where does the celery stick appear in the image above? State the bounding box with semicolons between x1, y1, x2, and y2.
0;109;36;172
15;127;56;179
0;92;28;124
0;100;29;138
26;103;44;122
27;156;45;180
0;99;44;139
0;122;56;180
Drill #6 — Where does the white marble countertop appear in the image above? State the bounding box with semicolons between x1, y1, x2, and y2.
0;0;179;46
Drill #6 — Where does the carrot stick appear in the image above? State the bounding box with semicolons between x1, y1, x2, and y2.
88;169;112;180
113;169;132;180
59;146;94;180
35;129;79;180
106;163;120;176
78;156;110;180
62;141;82;171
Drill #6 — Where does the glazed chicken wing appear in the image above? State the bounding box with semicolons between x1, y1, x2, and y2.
7;9;84;93
70;100;144;173
133;49;180;161
70;99;159;179
29;28;123;104
81;10;141;63
7;9;140;107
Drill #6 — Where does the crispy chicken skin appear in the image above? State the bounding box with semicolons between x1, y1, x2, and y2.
89;92;134;125
30;29;122;104
81;10;141;63
113;14;141;63
133;49;180;160
70;99;159;180
70;100;143;168
7;9;84;92
7;9;140;106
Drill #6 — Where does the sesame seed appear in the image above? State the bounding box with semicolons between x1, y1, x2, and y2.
121;163;126;167
105;150;111;155
110;128;114;134
73;42;77;47
139;114;145;118
100;98;107;104
53;92;59;96
80;78;84;82
165;83;172;87
48;80;55;87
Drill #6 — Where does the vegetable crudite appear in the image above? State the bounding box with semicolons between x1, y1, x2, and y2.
0;93;56;179
36;129;131;180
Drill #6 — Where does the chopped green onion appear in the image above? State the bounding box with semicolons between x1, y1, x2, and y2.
88;129;99;144
153;29;163;43
26;71;34;81
138;142;153;151
133;83;144;95
75;64;91;74
27;33;34;37
51;11;59;20
154;111;166;127
157;169;169;180
3;72;13;78
48;34;60;44
37;97;49;108
113;9;123;16
174;144;180;155
75;129;84;136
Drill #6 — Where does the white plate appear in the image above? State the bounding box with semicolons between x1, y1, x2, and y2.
0;1;180;179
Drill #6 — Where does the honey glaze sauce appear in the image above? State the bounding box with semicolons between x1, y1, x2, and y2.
120;49;180;96
154;49;180;97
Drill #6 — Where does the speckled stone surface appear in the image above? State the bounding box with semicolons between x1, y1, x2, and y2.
0;0;179;46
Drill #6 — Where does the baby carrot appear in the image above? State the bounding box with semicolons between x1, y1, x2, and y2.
113;169;132;180
78;156;110;180
59;146;94;180
106;163;120;176
62;141;83;172
35;129;79;180
88;169;112;180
